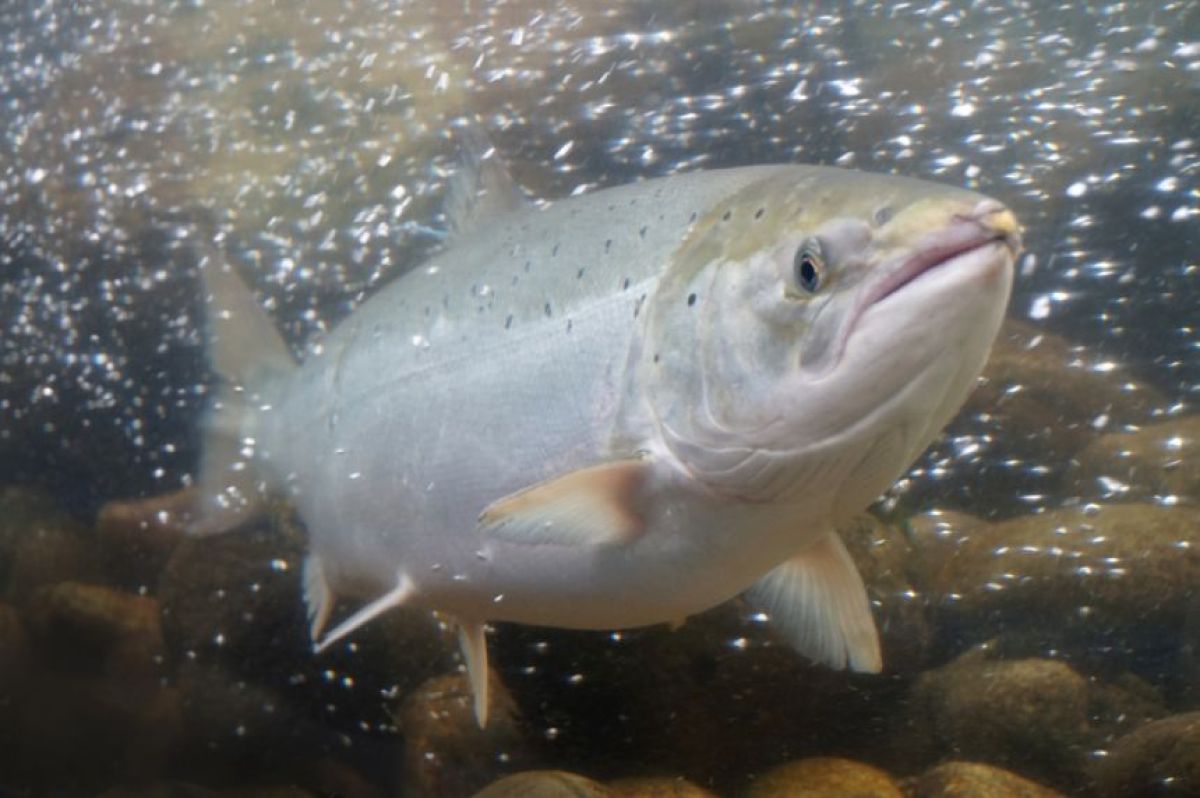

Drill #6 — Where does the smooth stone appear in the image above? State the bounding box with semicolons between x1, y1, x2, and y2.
0;601;30;687
910;761;1065;797
1069;414;1200;502
398;670;530;797
95;486;196;589
965;319;1163;461
905;504;1200;655
472;770;611;798
0;486;98;608
899;649;1089;788
26;581;164;678
1092;711;1200;797
744;756;903;797
608;776;718;797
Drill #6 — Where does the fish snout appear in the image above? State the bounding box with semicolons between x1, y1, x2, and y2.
957;198;1022;255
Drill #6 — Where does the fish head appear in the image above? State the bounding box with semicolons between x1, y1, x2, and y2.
641;166;1020;515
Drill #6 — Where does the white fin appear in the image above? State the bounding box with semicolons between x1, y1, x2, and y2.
444;121;529;242
302;554;334;643
745;532;882;673
189;247;297;536
457;621;490;728
479;459;650;546
313;571;415;653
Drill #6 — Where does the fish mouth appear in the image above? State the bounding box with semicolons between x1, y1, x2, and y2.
864;198;1021;310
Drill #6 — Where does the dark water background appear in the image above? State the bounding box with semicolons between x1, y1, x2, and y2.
0;1;1197;795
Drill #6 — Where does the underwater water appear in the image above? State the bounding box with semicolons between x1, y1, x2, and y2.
0;0;1198;796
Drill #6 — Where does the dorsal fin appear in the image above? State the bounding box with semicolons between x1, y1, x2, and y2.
444;121;530;242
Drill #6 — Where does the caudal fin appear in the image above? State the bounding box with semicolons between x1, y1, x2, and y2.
189;245;297;536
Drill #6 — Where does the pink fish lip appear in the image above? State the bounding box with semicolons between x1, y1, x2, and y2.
864;198;1021;310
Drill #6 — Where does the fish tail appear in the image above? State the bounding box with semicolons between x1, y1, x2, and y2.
188;244;297;536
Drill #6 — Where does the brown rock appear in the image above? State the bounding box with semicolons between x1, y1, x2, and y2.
398;670;529;798
96;486;196;589
472;770;611;798
1087;672;1170;744
0;601;30;688
608;776;717;797
744;756;903;797
967;319;1163;460
26;581;164;678
98;784;216;798
1069;415;1200;502
906;504;1200;646
158;513;308;667
901;650;1089;788
1092;711;1200;797
0;486;97;607
910;761;1064;797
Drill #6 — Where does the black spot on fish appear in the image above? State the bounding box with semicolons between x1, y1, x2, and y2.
424;305;431;316
577;267;586;279
552;243;560;257
512;275;519;286
505;314;513;329
639;225;647;238
524;260;532;273
722;209;732;222
754;207;765;219
653;353;660;364
689;210;698;223
634;293;647;318
874;206;894;226
544;302;553;317
605;239;612;253
687;293;697;307
622;277;631;290
566;319;573;333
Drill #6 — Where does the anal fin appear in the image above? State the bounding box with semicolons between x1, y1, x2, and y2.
313;571;414;653
457;621;490;728
745;532;882;673
302;554;335;643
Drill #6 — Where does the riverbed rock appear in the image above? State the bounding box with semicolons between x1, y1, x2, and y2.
1068;414;1200;503
966;319;1163;461
898;649;1090;788
607;776;718;797
96;487;196;589
26;581;164;679
905;504;1200;665
398;669;529;798
0;486;98;607
910;761;1065;797
472;770;611;798
1092;711;1200;797
744;756;904;798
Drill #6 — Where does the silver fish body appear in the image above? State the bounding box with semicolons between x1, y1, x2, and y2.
194;160;1020;725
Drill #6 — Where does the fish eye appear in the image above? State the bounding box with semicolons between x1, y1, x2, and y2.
793;240;824;294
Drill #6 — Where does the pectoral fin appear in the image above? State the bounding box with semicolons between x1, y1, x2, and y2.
479;458;650;546
302;554;335;643
745;532;882;673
